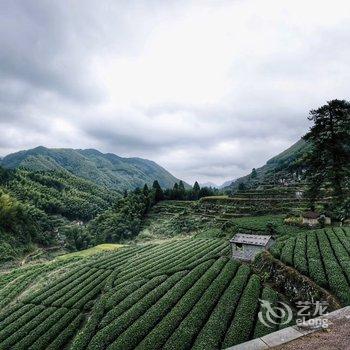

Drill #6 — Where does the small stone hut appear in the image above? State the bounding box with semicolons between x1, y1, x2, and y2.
302;211;331;227
229;234;274;262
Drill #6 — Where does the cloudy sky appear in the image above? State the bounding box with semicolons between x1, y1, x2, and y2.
1;0;349;185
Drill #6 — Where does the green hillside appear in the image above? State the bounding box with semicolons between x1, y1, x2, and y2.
4;169;119;221
0;167;121;262
224;139;310;190
1;146;184;191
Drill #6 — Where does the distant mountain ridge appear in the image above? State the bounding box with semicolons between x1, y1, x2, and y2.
0;146;185;191
223;139;310;190
219;179;235;188
199;181;218;188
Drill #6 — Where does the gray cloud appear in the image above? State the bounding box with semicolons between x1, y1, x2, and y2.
0;1;107;102
1;0;350;184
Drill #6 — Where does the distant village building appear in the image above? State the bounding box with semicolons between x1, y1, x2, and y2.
302;211;331;227
229;234;274;262
71;220;84;226
295;191;303;199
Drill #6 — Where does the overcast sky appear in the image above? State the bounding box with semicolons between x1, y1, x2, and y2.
1;0;349;185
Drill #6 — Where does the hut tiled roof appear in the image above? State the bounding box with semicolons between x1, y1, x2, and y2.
302;211;320;219
229;234;272;247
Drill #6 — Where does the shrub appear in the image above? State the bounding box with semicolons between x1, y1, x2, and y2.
0;307;55;348
293;233;308;275
132;259;226;350
29;267;93;304
11;307;68;349
222;274;261;348
51;269;103;307
0;305;45;343
318;231;350;305
46;313;84;350
99;275;168;328
70;297;107;350
307;231;327;287
280;237;296;266
162;260;239;350
88;271;186;349
62;270;111;308
253;287;279;337
191;265;251;350
0;304;32;332
28;309;79;350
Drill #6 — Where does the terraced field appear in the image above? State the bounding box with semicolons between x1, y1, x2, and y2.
140;200;309;240
0;238;288;349
271;227;350;305
0;256;83;309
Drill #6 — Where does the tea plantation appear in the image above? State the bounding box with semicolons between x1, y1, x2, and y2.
0;238;289;350
271;227;350;305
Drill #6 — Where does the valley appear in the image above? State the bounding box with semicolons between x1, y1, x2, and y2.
1;208;349;349
0;101;349;349
0;182;349;349
2;2;350;348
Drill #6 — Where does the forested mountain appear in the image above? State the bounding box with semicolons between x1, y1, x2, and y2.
1;146;183;190
0;167;121;261
0;150;204;263
3;169;119;221
224;139;310;190
0;165;194;262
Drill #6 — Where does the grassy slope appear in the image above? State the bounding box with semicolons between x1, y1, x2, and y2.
56;244;126;260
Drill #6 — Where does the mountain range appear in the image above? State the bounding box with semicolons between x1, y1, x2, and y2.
0;146;184;191
0;139;309;193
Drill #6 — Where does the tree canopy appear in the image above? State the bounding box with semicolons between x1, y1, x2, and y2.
303;99;350;213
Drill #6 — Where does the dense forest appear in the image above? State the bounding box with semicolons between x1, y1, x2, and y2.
0;167;119;261
0;166;216;261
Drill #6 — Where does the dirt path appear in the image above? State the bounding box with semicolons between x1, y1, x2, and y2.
273;318;350;350
20;249;43;266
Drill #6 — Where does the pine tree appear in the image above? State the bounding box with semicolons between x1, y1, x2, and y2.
193;181;200;200
251;168;257;179
152;180;164;202
238;182;246;191
304;99;350;206
178;180;186;200
142;184;149;196
172;183;179;200
193;181;200;192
